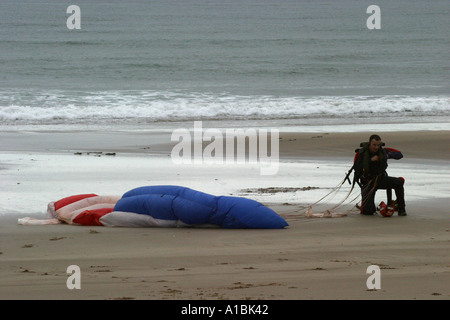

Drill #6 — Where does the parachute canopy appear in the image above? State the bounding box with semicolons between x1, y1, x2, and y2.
43;185;288;229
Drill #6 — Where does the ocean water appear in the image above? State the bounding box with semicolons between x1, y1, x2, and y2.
0;0;449;129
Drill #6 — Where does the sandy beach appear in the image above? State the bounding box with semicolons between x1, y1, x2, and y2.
0;128;449;300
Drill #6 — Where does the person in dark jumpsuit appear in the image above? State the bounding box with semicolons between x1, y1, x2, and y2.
355;134;407;216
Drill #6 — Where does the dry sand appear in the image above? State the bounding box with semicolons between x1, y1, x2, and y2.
0;129;449;300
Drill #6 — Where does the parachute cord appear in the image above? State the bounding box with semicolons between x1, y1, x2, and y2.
325;184;357;212
284;176;350;217
315;173;382;215
277;180;347;217
284;173;384;218
306;177;347;209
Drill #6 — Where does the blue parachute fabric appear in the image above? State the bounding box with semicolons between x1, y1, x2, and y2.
113;194;176;220
114;185;288;229
217;196;281;229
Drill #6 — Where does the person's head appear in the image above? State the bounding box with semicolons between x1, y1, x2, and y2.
369;134;382;153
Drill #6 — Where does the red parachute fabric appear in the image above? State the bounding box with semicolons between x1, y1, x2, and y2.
72;207;114;226
54;194;98;211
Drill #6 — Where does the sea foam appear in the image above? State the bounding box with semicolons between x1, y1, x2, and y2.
0;90;449;125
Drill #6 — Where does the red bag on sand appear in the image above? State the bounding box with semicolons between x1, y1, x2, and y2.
378;201;395;217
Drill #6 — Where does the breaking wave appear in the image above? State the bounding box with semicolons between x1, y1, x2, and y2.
0;89;448;125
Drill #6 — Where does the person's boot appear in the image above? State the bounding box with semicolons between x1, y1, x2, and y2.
398;207;407;216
